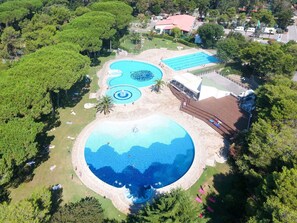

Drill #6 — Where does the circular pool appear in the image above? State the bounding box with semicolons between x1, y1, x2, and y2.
84;115;195;203
108;60;163;88
106;85;141;104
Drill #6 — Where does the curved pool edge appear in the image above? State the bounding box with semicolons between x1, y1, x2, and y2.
72;118;132;213
72;113;205;214
107;59;164;88
106;84;142;104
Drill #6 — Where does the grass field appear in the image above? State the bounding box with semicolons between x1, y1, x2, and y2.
187;163;237;222
120;36;189;53
9;51;232;221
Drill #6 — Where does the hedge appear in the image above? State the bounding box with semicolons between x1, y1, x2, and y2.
152;34;198;47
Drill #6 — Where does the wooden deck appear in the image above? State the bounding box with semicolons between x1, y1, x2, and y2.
169;85;249;138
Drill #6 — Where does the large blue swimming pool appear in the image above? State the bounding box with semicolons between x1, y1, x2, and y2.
108;60;163;88
162;52;219;71
84;115;195;203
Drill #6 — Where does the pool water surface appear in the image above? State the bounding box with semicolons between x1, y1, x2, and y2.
162;52;219;71
106;85;141;104
84;115;195;203
108;60;163;88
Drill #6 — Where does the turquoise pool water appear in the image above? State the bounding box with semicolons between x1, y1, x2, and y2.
84;115;195;203
108;60;163;88
106;85;141;104
162;52;219;71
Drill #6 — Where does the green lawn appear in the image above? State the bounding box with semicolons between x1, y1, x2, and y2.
120;36;189;53
190;64;224;75
187;163;239;223
187;163;230;197
9;54;126;221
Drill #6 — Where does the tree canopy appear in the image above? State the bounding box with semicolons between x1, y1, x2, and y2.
0;43;89;186
198;23;224;48
247;168;297;222
50;197;104;223
0;187;52;222
128;188;199;222
90;1;133;31
0;0;43;26
240;42;297;79
56;11;116;54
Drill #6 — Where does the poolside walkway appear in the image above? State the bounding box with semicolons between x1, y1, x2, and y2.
72;49;225;213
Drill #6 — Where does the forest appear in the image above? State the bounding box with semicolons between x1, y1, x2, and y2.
0;0;296;222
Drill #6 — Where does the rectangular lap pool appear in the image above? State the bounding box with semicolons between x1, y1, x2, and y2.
162;52;219;71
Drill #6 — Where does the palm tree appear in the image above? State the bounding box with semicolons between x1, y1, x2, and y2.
153;79;165;93
96;95;113;115
130;32;141;44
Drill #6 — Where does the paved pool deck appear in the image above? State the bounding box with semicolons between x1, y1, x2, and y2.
72;48;225;213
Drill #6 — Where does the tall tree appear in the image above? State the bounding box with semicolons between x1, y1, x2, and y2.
0;187;52;222
236;119;297;176
90;1;133;31
50;197;104;223
0;0;43;27
56;11;116;55
153;78;165;92
247;168;297;222
96;96;114;115
4;43;90;112
240;42;296;78
217;37;241;62
252;9;276;26
256;77;297;126
0;117;43;185
21;13;58;53
0;43;90;185
128;188;199;222
0;27;23;60
198;23;224;48
195;0;210;17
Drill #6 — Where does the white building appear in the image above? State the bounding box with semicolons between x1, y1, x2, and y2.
170;73;230;101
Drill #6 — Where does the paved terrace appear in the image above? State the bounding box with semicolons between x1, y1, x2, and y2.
72;49;225;213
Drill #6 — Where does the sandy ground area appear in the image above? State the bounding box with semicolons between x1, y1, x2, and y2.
72;49;225;213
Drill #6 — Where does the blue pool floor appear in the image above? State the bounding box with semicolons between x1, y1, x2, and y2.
162;52;219;71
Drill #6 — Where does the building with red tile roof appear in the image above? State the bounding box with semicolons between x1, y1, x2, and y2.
155;15;196;34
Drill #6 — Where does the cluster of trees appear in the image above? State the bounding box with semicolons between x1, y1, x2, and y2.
198;23;225;48
213;29;297;222
122;0;265;16
0;187;199;222
0;0;133;60
0;42;90;187
227;76;297;222
217;33;297;79
0;0;133;217
0;187;52;222
120;0;294;31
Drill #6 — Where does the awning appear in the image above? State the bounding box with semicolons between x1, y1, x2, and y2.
172;73;202;94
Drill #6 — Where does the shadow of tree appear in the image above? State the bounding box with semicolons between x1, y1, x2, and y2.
50;187;63;214
201;171;247;223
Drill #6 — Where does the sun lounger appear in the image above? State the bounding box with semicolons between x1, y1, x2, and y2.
199;188;205;194
195;197;203;203
208;197;216;203
207;206;214;212
214;122;221;128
